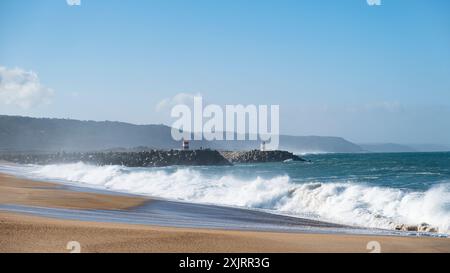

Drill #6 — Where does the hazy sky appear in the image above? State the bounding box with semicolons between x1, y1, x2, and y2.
1;0;449;145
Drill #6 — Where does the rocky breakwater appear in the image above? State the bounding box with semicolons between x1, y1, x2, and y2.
0;149;232;167
220;150;306;164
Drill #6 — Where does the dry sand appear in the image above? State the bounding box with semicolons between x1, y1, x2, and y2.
0;172;449;253
1;212;449;253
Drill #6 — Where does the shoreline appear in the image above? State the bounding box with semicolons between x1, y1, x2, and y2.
2;211;450;253
0;173;148;210
0;171;449;253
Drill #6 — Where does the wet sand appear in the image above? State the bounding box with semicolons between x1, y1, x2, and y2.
0;172;449;253
0;173;147;210
1;212;449;253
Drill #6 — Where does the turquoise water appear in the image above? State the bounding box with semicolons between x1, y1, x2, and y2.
2;152;450;233
191;152;450;191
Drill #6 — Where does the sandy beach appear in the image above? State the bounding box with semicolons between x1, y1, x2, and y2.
0;173;147;210
0;172;449;253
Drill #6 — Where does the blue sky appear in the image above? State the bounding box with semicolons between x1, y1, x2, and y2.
1;0;449;145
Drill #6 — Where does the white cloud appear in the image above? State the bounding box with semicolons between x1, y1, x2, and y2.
0;66;54;109
156;92;201;112
367;0;381;6
66;0;81;6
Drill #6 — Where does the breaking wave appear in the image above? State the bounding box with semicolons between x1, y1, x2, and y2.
28;162;450;233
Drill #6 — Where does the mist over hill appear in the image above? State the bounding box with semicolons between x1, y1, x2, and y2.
0;115;178;152
0;115;366;154
359;143;417;153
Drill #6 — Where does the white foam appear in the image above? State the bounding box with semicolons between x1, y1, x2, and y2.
12;162;450;233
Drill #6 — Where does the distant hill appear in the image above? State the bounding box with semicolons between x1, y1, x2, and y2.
0;115;178;152
0;115;363;153
279;135;363;154
187;135;363;154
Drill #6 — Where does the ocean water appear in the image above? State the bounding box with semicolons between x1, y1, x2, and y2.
2;152;450;234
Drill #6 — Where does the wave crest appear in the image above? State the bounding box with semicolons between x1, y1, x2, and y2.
31;163;450;233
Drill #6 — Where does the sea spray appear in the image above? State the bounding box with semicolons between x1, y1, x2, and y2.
25;162;450;233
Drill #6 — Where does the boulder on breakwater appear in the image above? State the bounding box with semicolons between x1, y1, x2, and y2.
220;150;306;164
0;149;232;167
0;149;307;167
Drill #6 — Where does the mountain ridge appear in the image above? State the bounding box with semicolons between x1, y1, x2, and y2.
0;115;363;153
